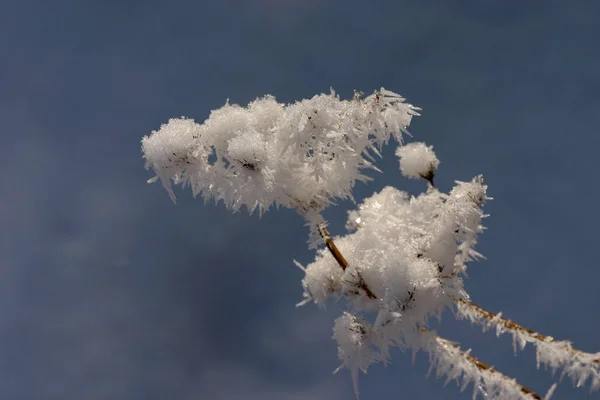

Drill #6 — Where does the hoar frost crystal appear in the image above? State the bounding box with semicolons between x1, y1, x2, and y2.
142;88;599;399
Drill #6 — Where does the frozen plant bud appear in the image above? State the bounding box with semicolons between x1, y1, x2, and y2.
396;142;440;185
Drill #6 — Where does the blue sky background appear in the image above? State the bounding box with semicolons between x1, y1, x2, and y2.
1;1;599;399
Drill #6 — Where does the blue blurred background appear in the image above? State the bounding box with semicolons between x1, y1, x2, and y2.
1;1;599;398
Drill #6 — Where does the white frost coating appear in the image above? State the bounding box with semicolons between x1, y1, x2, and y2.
142;88;419;215
395;141;439;180
142;88;599;399
300;245;344;305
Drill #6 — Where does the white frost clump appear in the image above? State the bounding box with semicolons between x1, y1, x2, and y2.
396;142;439;182
142;88;419;215
332;313;381;398
300;177;486;330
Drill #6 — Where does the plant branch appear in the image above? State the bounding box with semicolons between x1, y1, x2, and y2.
424;328;544;399
456;299;600;391
457;299;599;364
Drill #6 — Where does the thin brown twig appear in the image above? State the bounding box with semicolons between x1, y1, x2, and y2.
318;225;349;271
318;225;377;299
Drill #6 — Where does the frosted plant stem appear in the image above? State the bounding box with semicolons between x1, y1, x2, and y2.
317;224;377;299
424;328;544;399
456;299;600;390
458;299;553;341
457;299;600;363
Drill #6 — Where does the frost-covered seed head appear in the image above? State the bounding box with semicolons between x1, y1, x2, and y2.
395;142;440;183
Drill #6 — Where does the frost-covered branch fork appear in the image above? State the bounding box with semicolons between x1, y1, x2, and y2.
318;219;544;398
319;216;596;398
141;88;599;399
320;216;599;394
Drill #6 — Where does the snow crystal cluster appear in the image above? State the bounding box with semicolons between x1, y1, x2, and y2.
142;88;419;215
142;88;599;400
